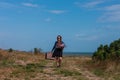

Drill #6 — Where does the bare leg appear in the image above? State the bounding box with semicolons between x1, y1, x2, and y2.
55;57;59;67
58;57;62;67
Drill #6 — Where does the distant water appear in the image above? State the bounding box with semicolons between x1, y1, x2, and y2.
63;52;93;57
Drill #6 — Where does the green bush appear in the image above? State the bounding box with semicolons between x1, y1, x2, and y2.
8;48;13;53
34;48;42;54
92;39;120;62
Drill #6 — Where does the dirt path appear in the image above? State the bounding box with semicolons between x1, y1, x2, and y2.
72;58;104;80
0;56;104;80
40;60;104;80
82;70;103;80
41;60;74;80
75;68;104;80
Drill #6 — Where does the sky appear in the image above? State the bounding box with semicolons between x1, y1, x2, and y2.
0;0;120;52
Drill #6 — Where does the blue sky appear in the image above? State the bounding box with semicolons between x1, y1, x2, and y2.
0;0;120;52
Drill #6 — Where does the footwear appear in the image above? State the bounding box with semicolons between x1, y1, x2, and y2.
57;65;61;68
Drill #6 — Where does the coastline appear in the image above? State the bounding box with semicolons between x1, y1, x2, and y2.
63;52;93;57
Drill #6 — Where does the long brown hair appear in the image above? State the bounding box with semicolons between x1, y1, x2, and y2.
57;35;62;42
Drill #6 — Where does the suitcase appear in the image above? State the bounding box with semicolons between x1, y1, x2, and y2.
45;52;54;60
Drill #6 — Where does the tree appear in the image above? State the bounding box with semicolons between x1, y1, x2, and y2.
34;48;42;54
92;38;120;62
8;48;13;53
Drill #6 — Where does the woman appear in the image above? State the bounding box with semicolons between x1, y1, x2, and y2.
51;35;65;67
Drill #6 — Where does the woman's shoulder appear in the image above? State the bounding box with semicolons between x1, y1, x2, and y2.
55;41;64;44
61;41;65;45
55;41;57;43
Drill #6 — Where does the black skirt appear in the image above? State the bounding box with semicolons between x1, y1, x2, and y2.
52;48;63;57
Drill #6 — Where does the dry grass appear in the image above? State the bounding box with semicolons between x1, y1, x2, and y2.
62;56;120;80
0;49;120;80
0;49;46;80
78;59;120;80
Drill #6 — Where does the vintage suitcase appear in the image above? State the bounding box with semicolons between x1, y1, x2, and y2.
45;52;54;60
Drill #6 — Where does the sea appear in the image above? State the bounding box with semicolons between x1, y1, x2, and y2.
63;52;93;57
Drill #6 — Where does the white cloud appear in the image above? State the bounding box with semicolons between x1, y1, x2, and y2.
44;18;51;22
75;1;104;9
0;2;39;9
49;10;66;14
22;3;38;8
74;1;120;23
104;4;120;11
83;1;104;8
98;11;120;22
103;25;120;30
75;34;99;41
98;4;120;22
0;2;16;8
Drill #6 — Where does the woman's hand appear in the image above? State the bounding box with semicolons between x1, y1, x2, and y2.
57;44;64;48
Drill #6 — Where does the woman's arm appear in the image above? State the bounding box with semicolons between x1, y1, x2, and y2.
61;42;65;49
51;41;56;52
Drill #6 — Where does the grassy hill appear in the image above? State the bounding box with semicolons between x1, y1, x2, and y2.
0;48;120;80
